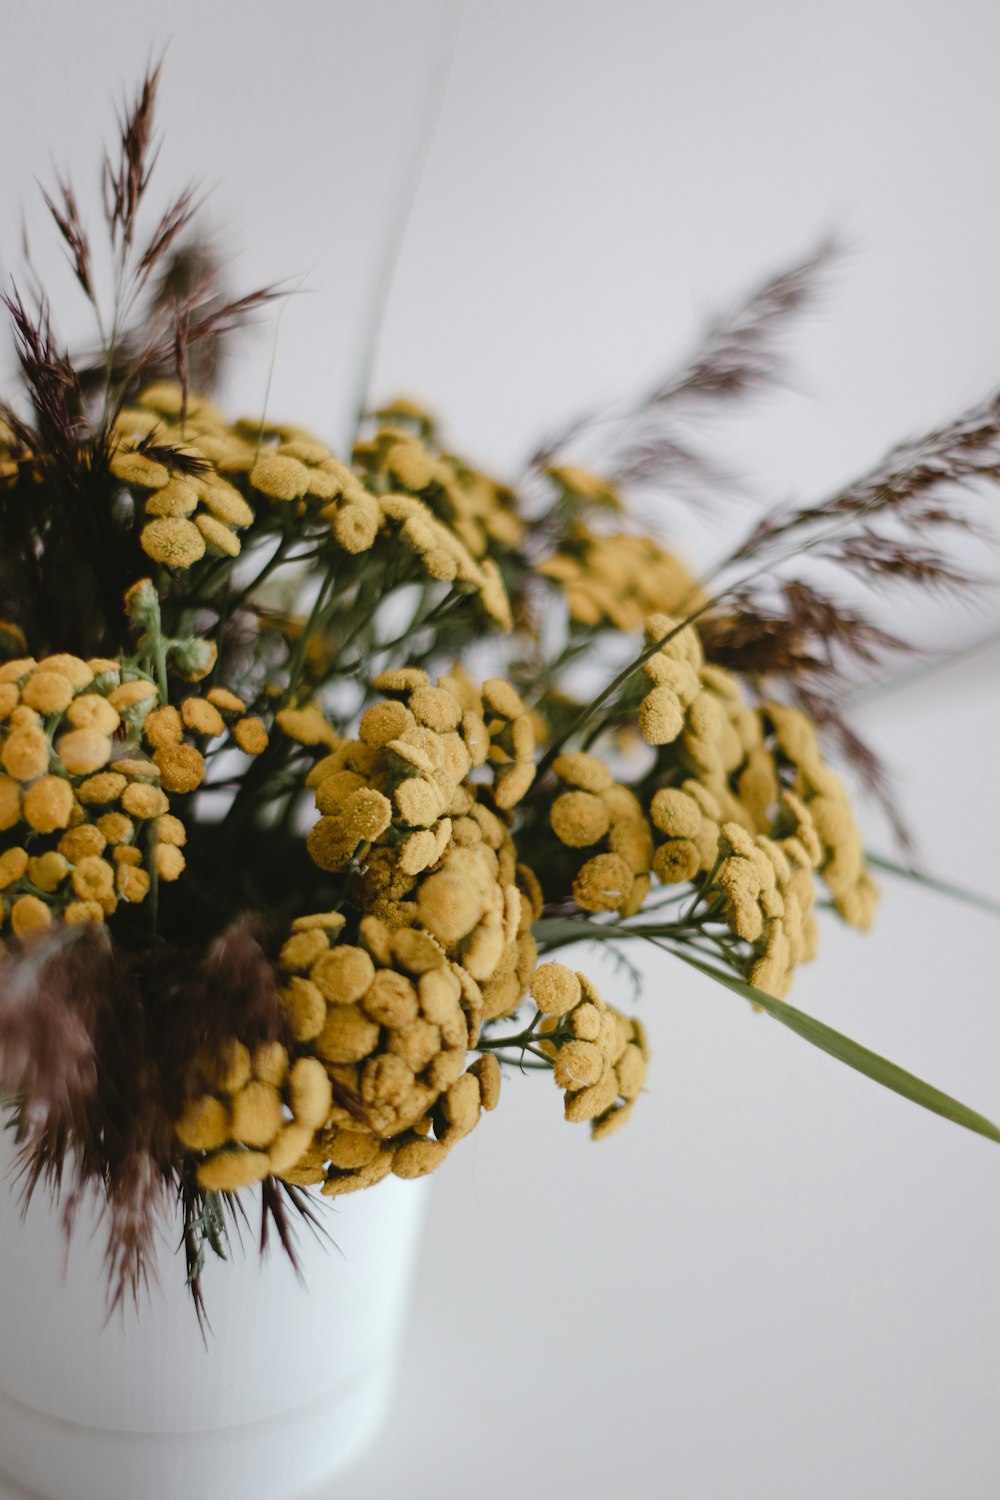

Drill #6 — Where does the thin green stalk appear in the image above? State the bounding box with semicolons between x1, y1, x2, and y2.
867;852;1000;918
657;940;1000;1150
535;595;724;776
477;1013;548;1053
282;572;339;704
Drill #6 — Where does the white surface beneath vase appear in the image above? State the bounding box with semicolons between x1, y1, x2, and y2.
0;1139;430;1500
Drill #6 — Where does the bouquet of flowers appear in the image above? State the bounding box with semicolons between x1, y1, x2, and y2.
2;68;997;1320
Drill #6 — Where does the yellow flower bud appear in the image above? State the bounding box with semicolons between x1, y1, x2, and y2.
195;512;241;557
551;751;614;793
2;727;50;781
564;1065;619;1123
56;728;112;776
530;962;582;1016
22;775;74;833
65;694;121;735
140;516;206;568
233;716;269;755
417;871;483;944
28;850;69;892
197;1150;271;1191
206;687;246;716
121;781;169;819
639;685;684;745
0;846;29;889
231;1081;283;1148
175;1095;231;1152
152;743;205;793
58;824;107;861
21;670;74;715
316;1004;381;1065
288;1056;333;1130
572;853;633;913
359;705;417;758
311;944;376;1004
142;705;183;747
283;976;327;1041
553;1040;604;1090
268;1123;315;1177
63;899;105;924
392;1137;451;1179
178;698;224;738
39;654;93;690
250;453;310;500
550;790;611;848
117;863;150;903
0;775;20;830
363;969;419;1027
153;813;187;846
144;476;199;517
154;844;186;881
468;1052;501;1110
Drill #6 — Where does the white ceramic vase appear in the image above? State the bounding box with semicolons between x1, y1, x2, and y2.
0;1134;429;1500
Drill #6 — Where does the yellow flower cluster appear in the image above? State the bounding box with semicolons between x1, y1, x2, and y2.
764;703;879;930
539;525;699;632
182;911;503;1195
548;751;653;916
110;396;255;569
303;669;538;1023
115;384;513;628
648;782;722;884
531;962;649;1139
638;613;719;751
629;610;877;991
0;654;187;937
176;1035;333;1192
354;412;524;559
713;801;822;998
378;495;512;629
144;684;270;769
546;464;624;512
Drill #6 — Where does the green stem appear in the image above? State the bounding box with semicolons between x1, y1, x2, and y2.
867;852;1000;919
480;1043;554;1067
282;573;339;704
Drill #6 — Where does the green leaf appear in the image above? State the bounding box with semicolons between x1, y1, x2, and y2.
668;947;1000;1148
867;852;1000;919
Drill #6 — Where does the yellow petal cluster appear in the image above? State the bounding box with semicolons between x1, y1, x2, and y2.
539;525;700;631
121;383;513;629
304;669;539;1023
178;1037;333;1193
214;913;505;1195
533;964;649;1139
379;494;512;629
712;808;821;998
110;412;255;571
649;782;721;884
354;416;524;558
548;751;653;916
0;656;187;940
764;703;879;929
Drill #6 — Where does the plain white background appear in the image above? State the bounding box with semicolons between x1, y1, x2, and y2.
2;3;1000;1496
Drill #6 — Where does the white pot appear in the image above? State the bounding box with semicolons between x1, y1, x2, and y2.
0;1134;429;1500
